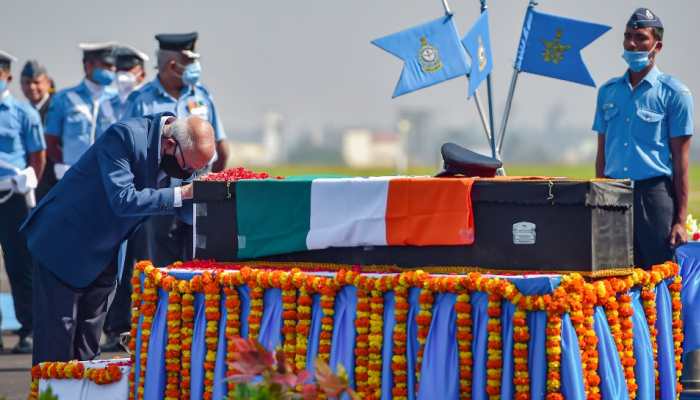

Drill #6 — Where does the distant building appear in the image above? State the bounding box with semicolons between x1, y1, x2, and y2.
342;129;406;169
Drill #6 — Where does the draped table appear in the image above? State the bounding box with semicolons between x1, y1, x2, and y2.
129;260;684;400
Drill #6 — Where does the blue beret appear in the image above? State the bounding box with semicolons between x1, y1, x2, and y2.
21;60;48;78
627;8;663;30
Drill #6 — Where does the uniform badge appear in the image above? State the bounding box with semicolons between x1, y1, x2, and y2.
477;35;488;72
645;9;654;20
418;36;442;73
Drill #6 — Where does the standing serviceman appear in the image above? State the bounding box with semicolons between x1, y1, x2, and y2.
124;32;229;267
44;42;119;181
112;45;149;119
0;50;46;353
593;8;694;268
20;60;55;200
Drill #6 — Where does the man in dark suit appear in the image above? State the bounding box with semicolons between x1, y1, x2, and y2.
21;113;215;364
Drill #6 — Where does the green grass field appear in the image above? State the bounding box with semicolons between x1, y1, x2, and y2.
262;164;700;217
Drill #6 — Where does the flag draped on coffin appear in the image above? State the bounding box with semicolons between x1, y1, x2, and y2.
514;8;610;87
372;15;470;97
235;177;476;258
461;10;494;98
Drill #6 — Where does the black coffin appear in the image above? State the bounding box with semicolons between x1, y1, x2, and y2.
192;178;634;272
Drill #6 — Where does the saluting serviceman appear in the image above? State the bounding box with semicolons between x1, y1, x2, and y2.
44;42;119;180
0;50;46;353
124;32;229;267
594;8;694;268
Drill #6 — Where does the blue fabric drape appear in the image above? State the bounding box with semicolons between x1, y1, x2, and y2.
677;243;700;354
259;288;283;351
417;292;459;400
594;305;628;399
406;287;420;400
471;291;489;400
656;280;678;400
189;293;206;400
381;291;396;400
631;288;655;400
306;294;322;377
212;293;229;400
144;289;168;400
500;301;515;400
238;285;250;339
329;285;358;387
560;313;586;400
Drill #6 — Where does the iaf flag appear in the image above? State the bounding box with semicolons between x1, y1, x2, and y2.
372;15;469;97
461;10;493;98
514;9;610;87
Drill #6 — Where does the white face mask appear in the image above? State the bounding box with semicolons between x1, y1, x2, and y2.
116;72;138;100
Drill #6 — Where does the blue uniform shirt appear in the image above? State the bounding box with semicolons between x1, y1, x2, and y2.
593;66;694;180
0;92;45;178
122;77;226;141
45;80;118;165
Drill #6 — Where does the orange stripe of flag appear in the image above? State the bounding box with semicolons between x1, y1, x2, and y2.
385;177;475;246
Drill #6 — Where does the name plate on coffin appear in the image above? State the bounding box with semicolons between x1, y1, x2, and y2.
192;177;633;272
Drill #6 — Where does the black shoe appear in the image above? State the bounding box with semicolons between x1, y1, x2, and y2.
11;336;32;354
101;334;126;353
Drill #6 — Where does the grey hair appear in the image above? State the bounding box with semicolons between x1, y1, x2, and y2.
167;117;195;150
156;49;182;71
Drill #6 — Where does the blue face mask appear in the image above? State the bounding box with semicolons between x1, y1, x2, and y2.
0;79;7;93
181;61;201;86
622;49;652;73
91;68;116;86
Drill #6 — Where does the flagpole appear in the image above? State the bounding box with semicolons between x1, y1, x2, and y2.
479;0;497;160
496;0;538;158
474;89;492;143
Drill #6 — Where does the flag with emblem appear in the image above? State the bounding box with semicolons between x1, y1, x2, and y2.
235;177;476;258
514;9;610;87
372;15;470;97
461;10;494;98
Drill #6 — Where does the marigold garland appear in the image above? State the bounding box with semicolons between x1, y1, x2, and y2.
486;294;503;400
248;283;264;342
221;271;243;395
179;279;195;400
641;286;659;398
512;308;530;400
392;280;410;400
163;276;182;400
455;288;474;399
367;285;385;400
318;278;337;363
128;262;145;400
295;283;313;372
201;272;221;400
545;311;563;400
670;275;684;398
281;273;298;371
354;285;371;396
29;361;125;399
137;267;158;400
415;286;433;387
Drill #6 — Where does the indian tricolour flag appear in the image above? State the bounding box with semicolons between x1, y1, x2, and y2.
235;177;475;259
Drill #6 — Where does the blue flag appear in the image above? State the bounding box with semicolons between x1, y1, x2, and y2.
372;15;469;97
462;10;494;98
514;9;610;87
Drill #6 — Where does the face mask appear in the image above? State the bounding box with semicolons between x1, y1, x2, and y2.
622;49;652;73
0;79;6;93
181;61;201;86
116;72;137;98
91;68;116;86
160;141;193;180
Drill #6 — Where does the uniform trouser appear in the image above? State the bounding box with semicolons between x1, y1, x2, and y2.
35;158;57;202
145;215;193;268
0;191;33;337
103;226;148;336
32;259;117;365
634;175;676;269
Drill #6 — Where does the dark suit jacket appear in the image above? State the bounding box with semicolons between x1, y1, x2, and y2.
21;112;179;288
